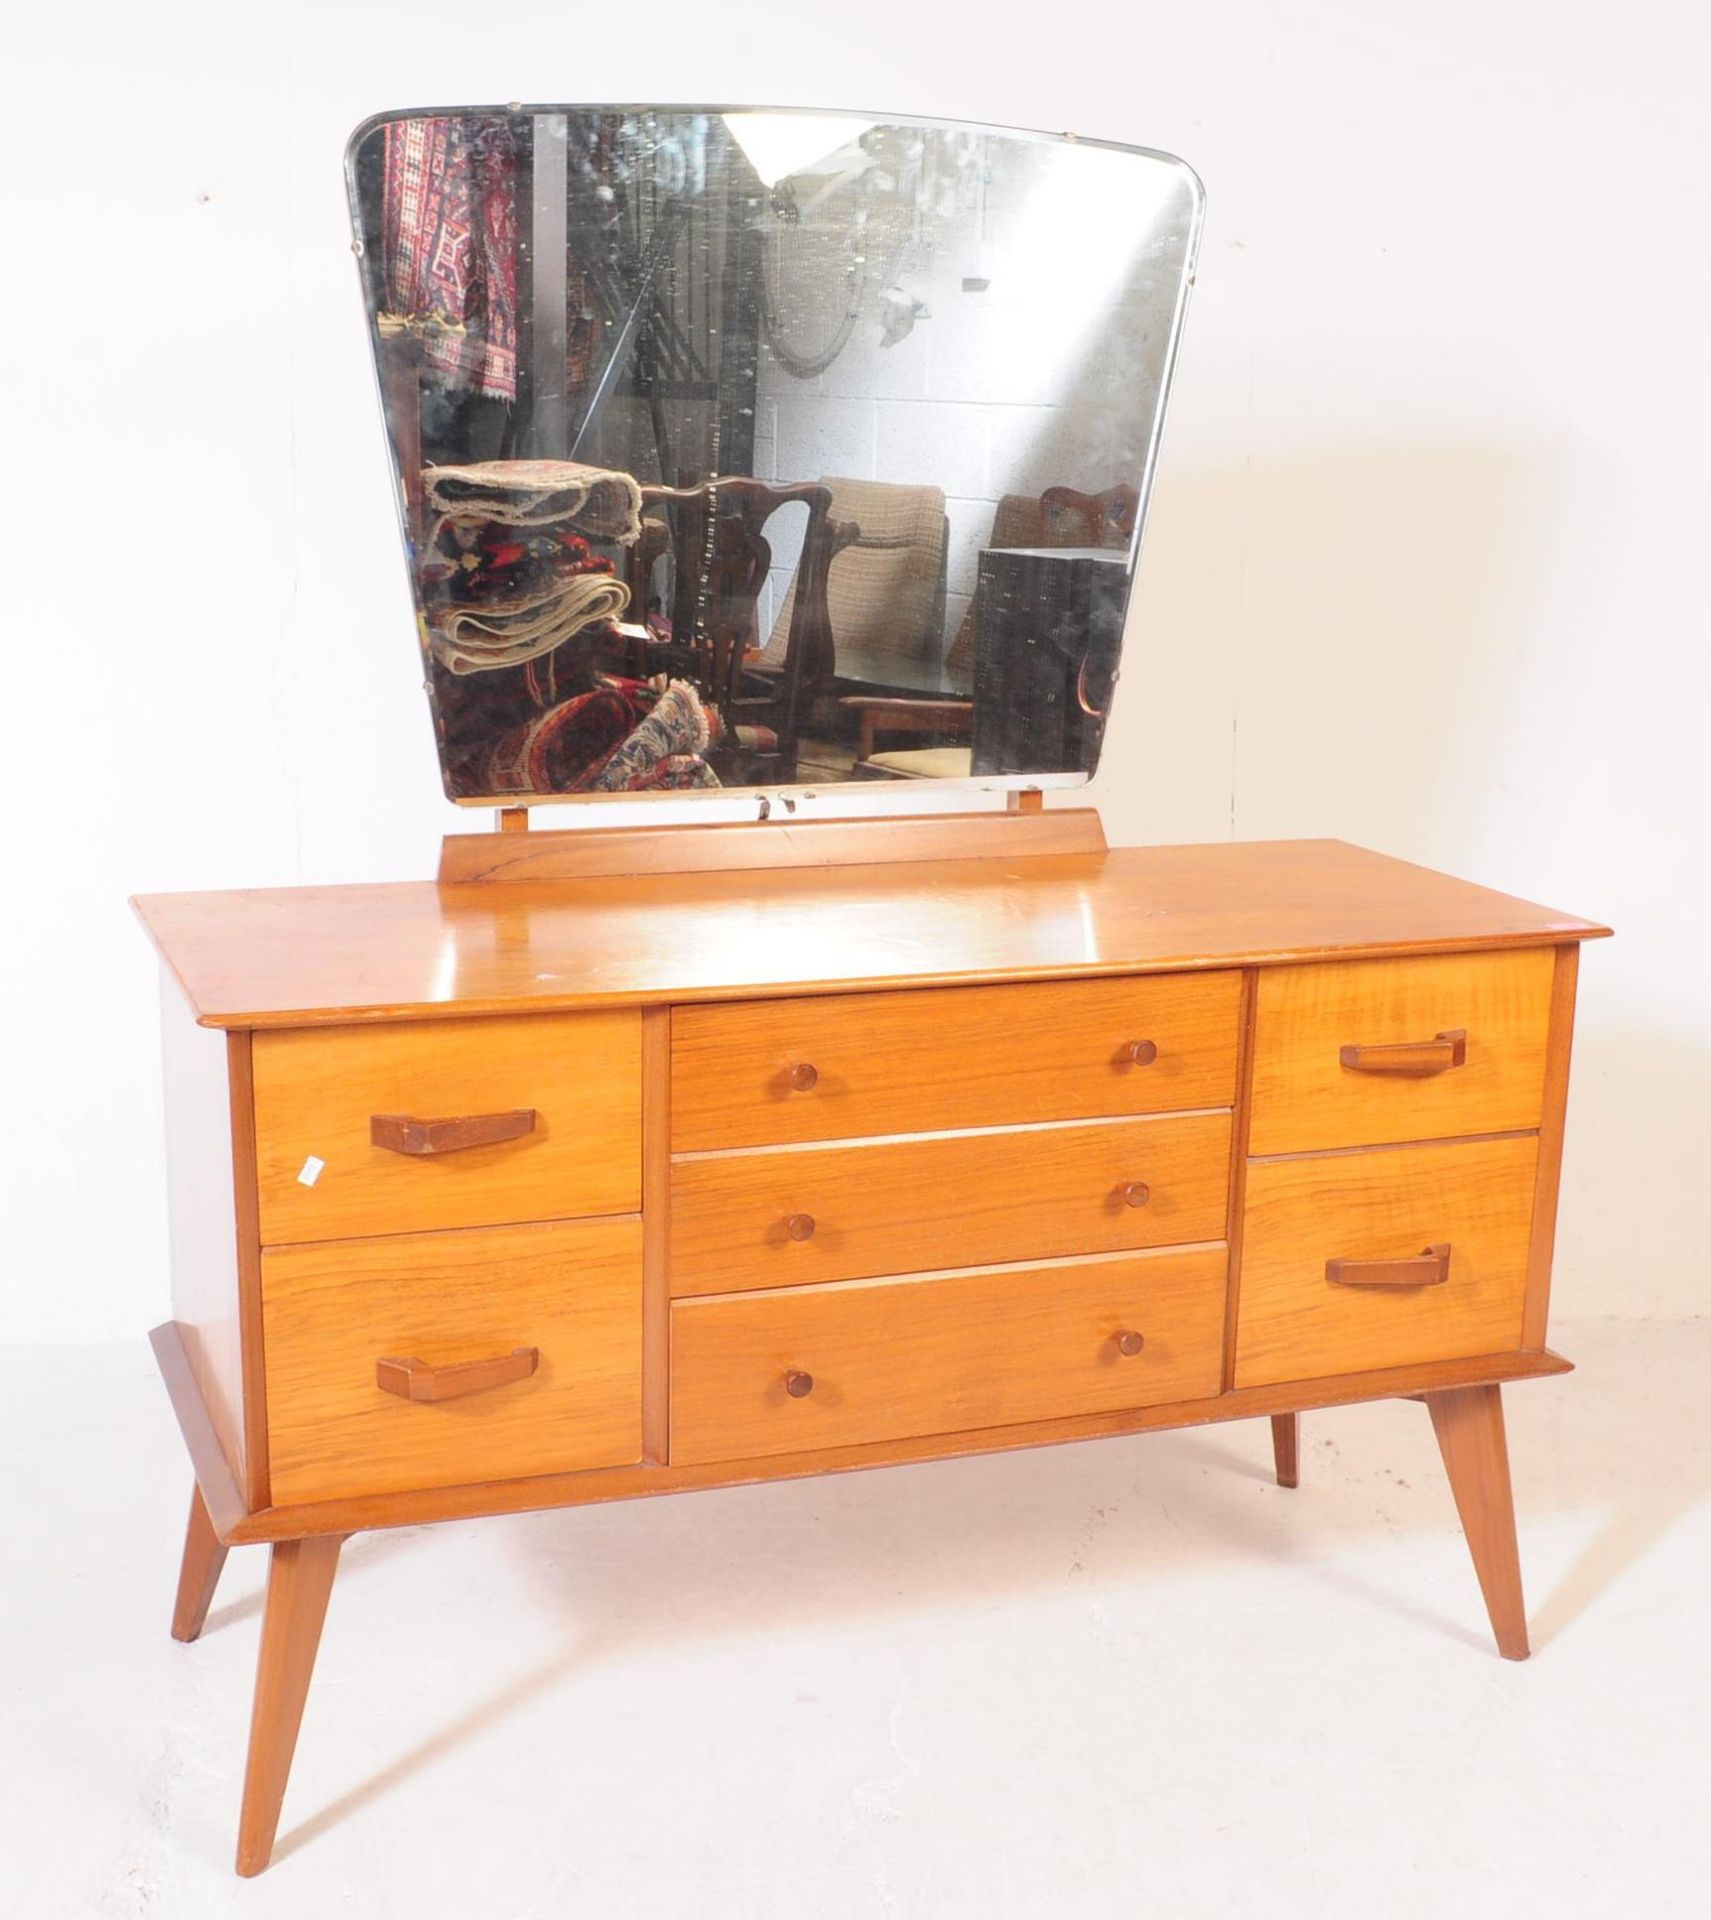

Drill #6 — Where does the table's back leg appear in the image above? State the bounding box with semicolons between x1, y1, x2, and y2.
1425;1383;1529;1660
236;1533;346;1876
171;1483;231;1644
1270;1413;1300;1488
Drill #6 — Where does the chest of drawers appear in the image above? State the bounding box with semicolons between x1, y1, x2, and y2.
135;818;1605;1874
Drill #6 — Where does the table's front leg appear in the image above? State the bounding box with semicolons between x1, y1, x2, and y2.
1425;1383;1528;1660
236;1533;347;1876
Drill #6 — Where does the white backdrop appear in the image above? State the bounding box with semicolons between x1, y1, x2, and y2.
3;0;1701;1339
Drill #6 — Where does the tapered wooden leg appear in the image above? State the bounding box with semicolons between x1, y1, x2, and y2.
1270;1413;1299;1488
1425;1384;1529;1661
236;1534;346;1877
171;1484;231;1644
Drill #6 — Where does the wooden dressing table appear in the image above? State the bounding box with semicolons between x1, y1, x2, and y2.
136;810;1606;1875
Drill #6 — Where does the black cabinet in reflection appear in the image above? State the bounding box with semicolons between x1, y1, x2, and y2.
970;549;1126;777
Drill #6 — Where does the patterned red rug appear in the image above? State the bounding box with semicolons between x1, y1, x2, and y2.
381;116;518;401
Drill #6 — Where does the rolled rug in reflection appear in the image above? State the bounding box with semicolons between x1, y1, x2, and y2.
422;459;643;543
420;520;615;609
430;571;631;674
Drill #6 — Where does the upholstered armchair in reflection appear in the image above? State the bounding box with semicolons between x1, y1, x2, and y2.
757;476;949;689
631;478;857;782
845;483;1139;780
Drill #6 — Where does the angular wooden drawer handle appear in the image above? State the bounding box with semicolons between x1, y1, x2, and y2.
1325;1243;1451;1289
786;1063;819;1092
370;1109;537;1155
1338;1029;1467;1075
1114;1329;1146;1356
1119;1181;1152;1209
1121;1039;1159;1067
375;1347;540;1403
784;1369;815;1398
784;1213;817;1242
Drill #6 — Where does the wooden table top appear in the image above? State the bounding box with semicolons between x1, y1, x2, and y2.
133;838;1608;1030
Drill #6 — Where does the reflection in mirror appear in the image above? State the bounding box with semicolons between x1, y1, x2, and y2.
346;108;1200;801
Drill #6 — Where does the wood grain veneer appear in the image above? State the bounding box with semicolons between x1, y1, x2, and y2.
150;1322;251;1542
1522;944;1581;1349
670;1245;1229;1465
671;973;1242;1151
132;840;1608;1031
439;806;1107;881
156;1319;1573;1546
1248;948;1555;1156
1235;1134;1537;1387
261;1217;644;1504
1219;968;1260;1390
139;825;1605;1875
640;1007;672;1463
159;977;268;1506
669;1111;1231;1295
251;1012;641;1244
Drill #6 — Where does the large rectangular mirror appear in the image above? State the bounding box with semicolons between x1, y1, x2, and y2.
346;107;1201;802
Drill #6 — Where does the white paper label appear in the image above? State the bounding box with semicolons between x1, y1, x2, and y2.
297;1155;326;1188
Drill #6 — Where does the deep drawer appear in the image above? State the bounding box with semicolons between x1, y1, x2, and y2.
262;1216;643;1504
671;973;1242;1151
670;1245;1228;1465
670;1111;1232;1296
1234;1135;1536;1387
252;1011;641;1244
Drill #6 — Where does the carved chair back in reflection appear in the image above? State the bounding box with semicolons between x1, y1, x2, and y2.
635;477;857;781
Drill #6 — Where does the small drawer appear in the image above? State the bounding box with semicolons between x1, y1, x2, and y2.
670;1245;1227;1465
252;1012;641;1244
671;973;1242;1152
670;1111;1232;1297
1233;1135;1536;1388
262;1217;643;1504
1248;949;1554;1156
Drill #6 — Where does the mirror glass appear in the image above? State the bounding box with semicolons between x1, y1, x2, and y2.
346;108;1200;801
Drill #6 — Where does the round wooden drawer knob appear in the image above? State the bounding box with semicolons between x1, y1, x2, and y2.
1124;1039;1158;1067
1115;1330;1146;1357
785;1212;816;1242
784;1369;815;1398
787;1063;819;1091
1121;1181;1152;1209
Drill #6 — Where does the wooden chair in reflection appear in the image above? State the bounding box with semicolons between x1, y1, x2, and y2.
632;478;856;782
844;483;1139;779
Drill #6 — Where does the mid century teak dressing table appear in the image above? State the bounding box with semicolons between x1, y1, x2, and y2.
136;813;1606;1874
136;104;1609;1876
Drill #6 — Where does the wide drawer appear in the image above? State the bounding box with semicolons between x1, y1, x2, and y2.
1248;949;1554;1156
262;1217;643;1504
252;1012;641;1244
1233;1135;1536;1388
671;973;1242;1151
670;1245;1227;1465
670;1111;1232;1296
